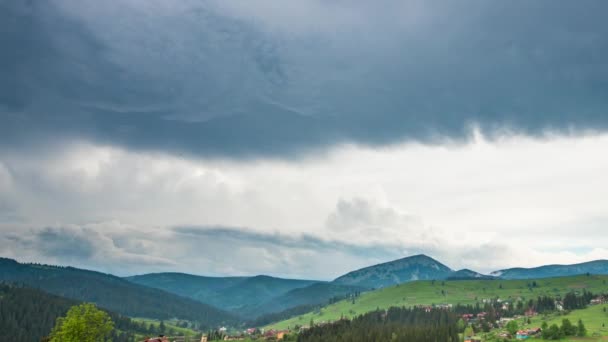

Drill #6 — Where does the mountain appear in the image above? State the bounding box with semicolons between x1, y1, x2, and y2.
446;269;495;280
491;259;608;279
0;258;237;328
0;283;156;342
126;273;318;312
243;282;364;317
332;254;453;289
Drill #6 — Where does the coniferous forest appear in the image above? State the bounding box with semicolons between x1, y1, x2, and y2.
297;307;460;342
0;283;150;342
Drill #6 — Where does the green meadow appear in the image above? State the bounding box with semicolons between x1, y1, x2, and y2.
478;303;608;341
266;275;608;331
131;318;201;340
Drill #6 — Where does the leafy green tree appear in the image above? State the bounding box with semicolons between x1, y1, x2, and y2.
540;321;548;338
577;319;587;337
506;320;518;335
50;303;114;342
463;325;474;338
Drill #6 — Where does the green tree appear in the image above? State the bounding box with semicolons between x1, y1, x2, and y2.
540;321;548;338
577;319;587;337
545;324;563;340
506;320;519;335
50;303;114;342
463;326;474;338
456;319;466;333
560;318;576;336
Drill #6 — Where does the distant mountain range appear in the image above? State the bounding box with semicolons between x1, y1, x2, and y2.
3;254;608;328
491;259;608;279
127;273;319;312
126;272;362;318
331;255;608;288
446;268;496;280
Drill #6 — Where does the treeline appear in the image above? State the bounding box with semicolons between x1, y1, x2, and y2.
541;319;587;339
0;283;161;342
297;307;459;342
563;290;594;310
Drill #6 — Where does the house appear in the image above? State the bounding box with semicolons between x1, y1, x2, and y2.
526;328;541;336
462;314;475;320
516;330;529;339
145;336;169;342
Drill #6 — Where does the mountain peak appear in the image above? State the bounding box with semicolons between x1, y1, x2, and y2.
332;254;453;289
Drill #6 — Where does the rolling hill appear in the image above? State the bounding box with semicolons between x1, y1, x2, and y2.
0;258;237;328
332;254;454;289
267;274;608;330
491;259;608;279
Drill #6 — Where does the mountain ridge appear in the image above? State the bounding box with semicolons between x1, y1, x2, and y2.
0;257;238;328
491;259;608;279
126;272;320;314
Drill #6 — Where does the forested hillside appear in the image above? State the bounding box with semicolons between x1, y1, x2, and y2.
0;283;149;342
243;282;364;317
0;258;237;328
127;273;318;312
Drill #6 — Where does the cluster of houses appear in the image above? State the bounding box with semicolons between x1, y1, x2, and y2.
220;328;290;341
415;303;453;312
590;295;607;305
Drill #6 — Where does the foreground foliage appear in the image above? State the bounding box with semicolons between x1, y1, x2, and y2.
50;303;114;342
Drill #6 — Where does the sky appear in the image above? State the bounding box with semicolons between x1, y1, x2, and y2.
1;0;608;279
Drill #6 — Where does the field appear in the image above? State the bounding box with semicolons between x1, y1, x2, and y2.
266;275;608;330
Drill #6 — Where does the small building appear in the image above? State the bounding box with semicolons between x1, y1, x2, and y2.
516;330;529;339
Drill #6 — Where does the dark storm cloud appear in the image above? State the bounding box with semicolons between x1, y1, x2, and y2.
35;227;96;259
2;0;608;158
173;225;407;261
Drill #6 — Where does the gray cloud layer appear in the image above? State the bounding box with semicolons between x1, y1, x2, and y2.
2;0;608;158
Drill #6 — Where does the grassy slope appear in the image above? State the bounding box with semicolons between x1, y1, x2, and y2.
267;275;608;330
132;318;202;340
480;304;608;341
539;304;608;338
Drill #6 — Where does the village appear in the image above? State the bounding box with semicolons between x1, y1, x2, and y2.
196;293;608;342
